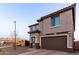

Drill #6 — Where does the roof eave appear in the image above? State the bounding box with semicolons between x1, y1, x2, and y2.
28;23;39;27
37;3;76;22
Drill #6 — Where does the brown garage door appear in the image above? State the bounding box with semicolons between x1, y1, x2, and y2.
41;36;67;51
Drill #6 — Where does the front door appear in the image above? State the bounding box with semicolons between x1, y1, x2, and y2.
31;36;35;47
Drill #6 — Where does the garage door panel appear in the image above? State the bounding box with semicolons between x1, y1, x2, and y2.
41;36;67;51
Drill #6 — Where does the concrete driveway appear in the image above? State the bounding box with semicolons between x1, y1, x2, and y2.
2;46;79;55
19;48;72;55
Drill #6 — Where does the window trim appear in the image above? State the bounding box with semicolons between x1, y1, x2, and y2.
51;15;61;27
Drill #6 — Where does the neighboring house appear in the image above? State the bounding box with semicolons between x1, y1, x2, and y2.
74;41;79;50
25;40;30;46
28;4;76;52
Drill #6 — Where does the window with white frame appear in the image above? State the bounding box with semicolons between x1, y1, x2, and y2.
51;16;60;27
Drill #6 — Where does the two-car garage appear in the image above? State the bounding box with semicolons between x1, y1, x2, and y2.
41;36;67;51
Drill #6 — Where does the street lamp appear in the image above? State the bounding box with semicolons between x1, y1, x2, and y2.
13;20;16;50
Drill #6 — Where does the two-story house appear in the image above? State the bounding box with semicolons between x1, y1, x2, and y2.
28;4;76;52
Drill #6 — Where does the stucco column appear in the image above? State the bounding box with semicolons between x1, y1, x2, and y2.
67;33;73;48
35;33;40;49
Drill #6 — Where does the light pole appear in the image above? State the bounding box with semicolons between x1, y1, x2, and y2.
13;20;16;50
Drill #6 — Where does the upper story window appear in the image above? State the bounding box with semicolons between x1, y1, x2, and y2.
30;26;37;31
51;16;60;27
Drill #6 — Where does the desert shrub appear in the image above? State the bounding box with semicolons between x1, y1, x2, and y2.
0;48;5;55
0;48;3;51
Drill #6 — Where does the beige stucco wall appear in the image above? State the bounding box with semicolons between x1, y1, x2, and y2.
38;21;43;35
38;9;74;36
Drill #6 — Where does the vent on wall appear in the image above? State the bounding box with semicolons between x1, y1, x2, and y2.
45;31;70;35
45;33;54;35
56;31;69;34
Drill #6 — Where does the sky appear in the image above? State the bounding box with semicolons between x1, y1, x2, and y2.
0;3;78;40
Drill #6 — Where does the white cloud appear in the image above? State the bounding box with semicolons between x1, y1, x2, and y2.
74;3;79;40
